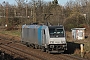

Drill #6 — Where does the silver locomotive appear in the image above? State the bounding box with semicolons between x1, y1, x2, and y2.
21;24;67;53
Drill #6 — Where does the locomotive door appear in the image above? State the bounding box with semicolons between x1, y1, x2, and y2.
42;29;46;45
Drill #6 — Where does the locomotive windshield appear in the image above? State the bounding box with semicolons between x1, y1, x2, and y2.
49;28;64;38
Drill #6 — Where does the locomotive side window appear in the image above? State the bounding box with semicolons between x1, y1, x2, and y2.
44;30;45;34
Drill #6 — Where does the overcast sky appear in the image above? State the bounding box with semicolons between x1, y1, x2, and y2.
0;0;69;6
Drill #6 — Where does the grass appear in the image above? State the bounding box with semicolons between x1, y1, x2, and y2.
0;29;90;59
0;29;90;52
0;29;21;37
66;31;90;57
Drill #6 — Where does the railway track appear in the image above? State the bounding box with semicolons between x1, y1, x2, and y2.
0;38;46;60
0;45;46;60
0;36;89;60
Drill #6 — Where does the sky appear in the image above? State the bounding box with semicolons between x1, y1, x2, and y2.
0;0;69;6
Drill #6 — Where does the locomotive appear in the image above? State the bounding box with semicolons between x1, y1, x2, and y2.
21;24;67;53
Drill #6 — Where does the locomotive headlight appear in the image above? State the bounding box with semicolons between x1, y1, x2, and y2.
61;41;66;44
50;41;54;44
63;45;66;47
50;45;54;48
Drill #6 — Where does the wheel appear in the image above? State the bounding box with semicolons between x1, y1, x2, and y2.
46;49;51;54
26;45;29;47
41;47;46;52
32;44;35;49
35;45;38;49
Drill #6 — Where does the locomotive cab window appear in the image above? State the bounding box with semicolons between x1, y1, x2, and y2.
49;28;64;38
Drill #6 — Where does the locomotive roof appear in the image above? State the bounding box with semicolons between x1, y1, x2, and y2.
22;25;39;28
22;24;48;29
48;25;64;29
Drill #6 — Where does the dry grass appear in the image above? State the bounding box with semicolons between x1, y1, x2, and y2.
66;27;90;59
0;28;90;59
0;29;21;37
